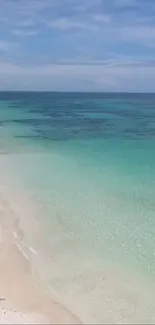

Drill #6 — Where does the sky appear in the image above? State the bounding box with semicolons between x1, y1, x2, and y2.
0;0;155;92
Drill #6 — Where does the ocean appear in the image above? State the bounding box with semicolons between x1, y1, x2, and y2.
0;91;155;323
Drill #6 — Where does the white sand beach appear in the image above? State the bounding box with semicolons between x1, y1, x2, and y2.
0;180;81;325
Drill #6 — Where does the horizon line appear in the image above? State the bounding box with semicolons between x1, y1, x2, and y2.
0;90;155;94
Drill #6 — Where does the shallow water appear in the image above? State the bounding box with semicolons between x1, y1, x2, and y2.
0;92;155;323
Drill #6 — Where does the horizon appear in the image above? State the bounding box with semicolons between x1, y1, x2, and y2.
0;0;155;92
0;90;155;95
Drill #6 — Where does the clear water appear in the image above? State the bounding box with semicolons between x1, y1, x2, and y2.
1;92;155;323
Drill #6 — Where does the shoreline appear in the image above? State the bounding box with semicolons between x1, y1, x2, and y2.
0;180;81;324
1;156;155;324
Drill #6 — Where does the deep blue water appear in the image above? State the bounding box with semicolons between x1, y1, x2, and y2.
0;92;155;141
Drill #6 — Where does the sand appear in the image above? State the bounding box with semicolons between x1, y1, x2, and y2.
0;188;81;324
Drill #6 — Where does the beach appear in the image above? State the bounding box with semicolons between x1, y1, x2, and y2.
1;163;155;324
0;170;81;324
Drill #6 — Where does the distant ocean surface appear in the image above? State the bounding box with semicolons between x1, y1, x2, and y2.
1;92;155;323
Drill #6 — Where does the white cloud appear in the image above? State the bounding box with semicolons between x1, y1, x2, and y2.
11;29;39;36
0;41;10;51
122;26;155;43
11;0;54;17
0;60;155;92
111;25;155;48
0;0;155;93
16;19;36;28
0;40;18;51
93;14;111;24
47;17;96;31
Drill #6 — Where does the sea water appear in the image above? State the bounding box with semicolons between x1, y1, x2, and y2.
0;92;155;323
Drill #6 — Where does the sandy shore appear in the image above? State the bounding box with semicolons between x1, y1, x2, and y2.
0;189;81;324
2;159;155;324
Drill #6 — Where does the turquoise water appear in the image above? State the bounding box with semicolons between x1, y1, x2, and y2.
1;92;155;323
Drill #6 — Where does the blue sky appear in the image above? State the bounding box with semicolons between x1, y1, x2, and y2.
0;0;155;91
